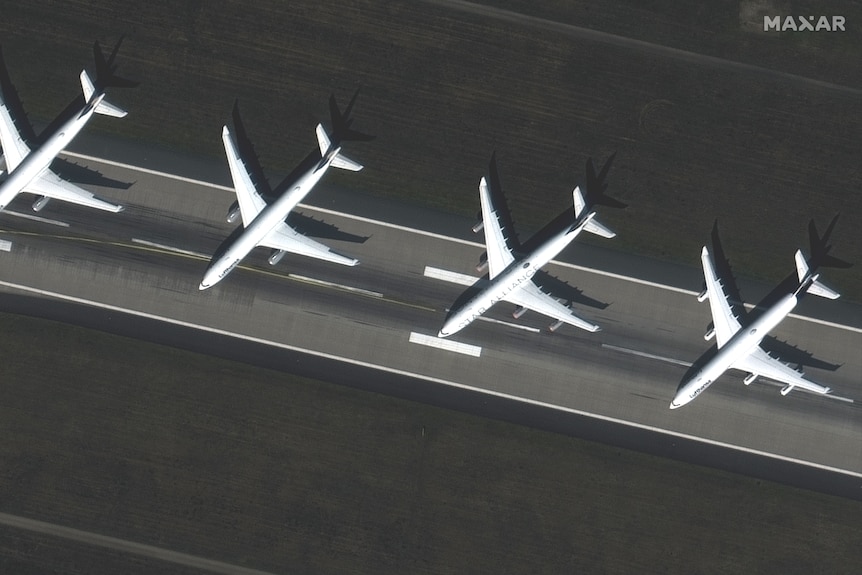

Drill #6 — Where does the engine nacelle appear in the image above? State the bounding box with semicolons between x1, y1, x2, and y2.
703;328;715;341
476;260;488;274
32;196;50;212
226;201;240;224
512;306;527;319
743;373;757;386
268;249;286;265
780;384;795;396
697;289;708;303
472;221;484;233
549;320;564;332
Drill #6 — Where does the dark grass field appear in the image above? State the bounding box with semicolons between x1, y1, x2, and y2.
1;0;860;297
0;312;860;574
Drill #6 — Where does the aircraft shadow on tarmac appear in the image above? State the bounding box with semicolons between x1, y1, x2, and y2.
705;220;843;372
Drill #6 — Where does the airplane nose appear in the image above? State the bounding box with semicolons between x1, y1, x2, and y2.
199;283;208;291
437;330;448;338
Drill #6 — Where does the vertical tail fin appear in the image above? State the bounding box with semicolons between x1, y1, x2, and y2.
315;124;331;156
794;249;809;283
795;249;840;299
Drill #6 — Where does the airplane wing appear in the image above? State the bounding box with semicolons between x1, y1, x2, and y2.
259;221;358;266
478;176;515;279
701;246;742;347
24;169;123;212
731;346;831;395
222;125;266;227
503;279;600;332
0;89;31;172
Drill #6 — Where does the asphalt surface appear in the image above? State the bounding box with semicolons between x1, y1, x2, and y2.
0;138;859;499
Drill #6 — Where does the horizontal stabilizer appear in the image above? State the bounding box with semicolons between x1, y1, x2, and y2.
331;153;363;171
80;70;127;117
95;99;127;117
315;124;331;157
807;279;840;300
583;218;616;238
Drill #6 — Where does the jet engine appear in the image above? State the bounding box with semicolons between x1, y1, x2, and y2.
32;196;51;212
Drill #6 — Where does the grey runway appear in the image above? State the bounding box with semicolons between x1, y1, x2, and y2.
0;141;859;495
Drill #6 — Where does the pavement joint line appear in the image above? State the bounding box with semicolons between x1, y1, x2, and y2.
1;278;858;479
61;151;862;335
131;238;209;259
0;511;280;575
2;209;69;227
288;273;383;298
602;343;693;367
409;331;482;357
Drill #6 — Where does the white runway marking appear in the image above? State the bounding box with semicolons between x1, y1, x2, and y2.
289;274;383;297
409;331;482;357
424;265;478;286
0;239;11;252
0;511;278;575
603;344;692;367
3;278;858;479
62;151;862;335
131;238;208;259
475;315;541;333
2;210;69;227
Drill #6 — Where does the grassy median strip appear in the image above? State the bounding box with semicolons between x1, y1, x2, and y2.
0;311;859;573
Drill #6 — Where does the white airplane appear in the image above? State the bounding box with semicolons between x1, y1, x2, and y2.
671;216;850;409
199;93;371;290
0;39;135;214
438;153;625;338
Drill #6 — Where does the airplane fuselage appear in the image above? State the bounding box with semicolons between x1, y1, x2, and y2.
438;212;595;337
0;93;103;211
670;292;799;408
199;150;337;290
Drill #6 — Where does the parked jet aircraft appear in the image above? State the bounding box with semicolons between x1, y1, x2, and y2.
0;39;135;214
199;93;371;290
437;153;625;338
670;216;850;409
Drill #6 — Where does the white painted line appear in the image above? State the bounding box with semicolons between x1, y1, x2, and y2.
0;511;278;575
1;278;857;478
476;315;542;333
63;151;235;193
424;265;479;286
409;331;482;357
2;210;70;227
62;151;862;334
289;274;383;297
131;238;208;259
0;239;11;252
603;344;693;368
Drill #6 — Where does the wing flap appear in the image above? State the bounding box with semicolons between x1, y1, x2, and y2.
260;222;358;266
24;169;123;212
222;125;266;227
504;280;600;332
